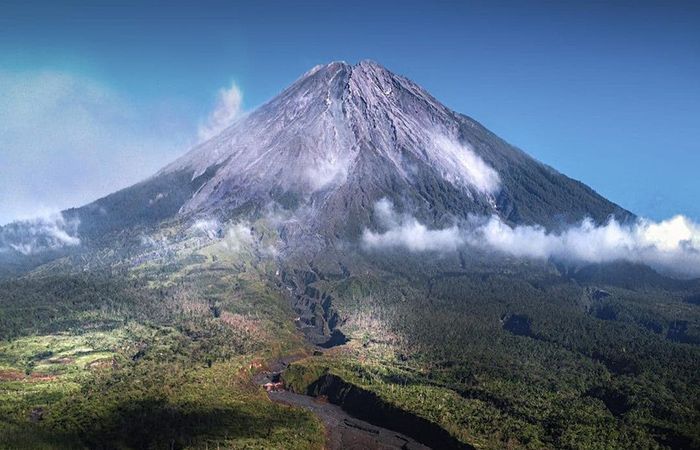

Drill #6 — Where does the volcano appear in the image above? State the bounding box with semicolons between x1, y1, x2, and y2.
57;60;630;246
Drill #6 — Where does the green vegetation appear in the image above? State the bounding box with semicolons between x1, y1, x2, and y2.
284;252;700;449
1;225;699;449
0;239;325;449
1;338;324;449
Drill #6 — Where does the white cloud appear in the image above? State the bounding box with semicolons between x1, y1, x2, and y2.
361;199;464;252
373;198;400;228
0;71;247;225
305;156;349;191
472;215;700;277
190;218;253;253
197;82;243;142
362;221;463;252
362;199;700;278
222;223;254;252
0;213;80;255
432;135;501;194
0;69;191;225
192;218;222;239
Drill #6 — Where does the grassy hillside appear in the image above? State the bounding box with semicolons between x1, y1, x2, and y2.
0;238;325;449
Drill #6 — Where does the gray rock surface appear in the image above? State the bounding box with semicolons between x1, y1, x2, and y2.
163;60;631;237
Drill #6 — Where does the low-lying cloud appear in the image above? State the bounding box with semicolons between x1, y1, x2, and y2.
305;156;349;191
192;218;223;239
0;213;80;255
362;199;464;252
222;223;255;253
362;199;700;278
190;218;255;253
473;215;700;276
198;82;244;142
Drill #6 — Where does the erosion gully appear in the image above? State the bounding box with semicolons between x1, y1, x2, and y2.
256;268;469;449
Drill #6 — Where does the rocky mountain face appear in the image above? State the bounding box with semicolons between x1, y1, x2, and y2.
3;60;631;253
161;60;630;236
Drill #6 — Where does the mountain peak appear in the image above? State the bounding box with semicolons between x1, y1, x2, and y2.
355;58;387;70
136;60;630;238
295;59;398;96
303;59;386;74
301;60;350;78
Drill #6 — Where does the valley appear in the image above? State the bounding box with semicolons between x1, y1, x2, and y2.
2;224;698;449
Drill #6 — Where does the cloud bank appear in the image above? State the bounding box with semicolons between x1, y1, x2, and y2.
0;213;80;255
198;82;243;141
362;199;700;278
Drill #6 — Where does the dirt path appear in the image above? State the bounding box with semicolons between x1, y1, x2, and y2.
269;390;430;450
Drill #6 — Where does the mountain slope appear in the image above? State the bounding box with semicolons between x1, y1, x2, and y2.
77;60;632;243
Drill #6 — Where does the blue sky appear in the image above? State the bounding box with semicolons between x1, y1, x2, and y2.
1;0;698;224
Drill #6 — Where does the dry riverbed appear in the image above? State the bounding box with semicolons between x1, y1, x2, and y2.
255;356;431;449
269;390;430;450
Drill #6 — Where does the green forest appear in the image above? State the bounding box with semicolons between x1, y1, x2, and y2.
1;240;699;449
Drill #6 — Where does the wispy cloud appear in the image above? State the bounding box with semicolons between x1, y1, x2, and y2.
304;156;349;191
0;213;80;255
197;82;243;142
362;199;700;278
189;216;280;256
0;69;192;225
192;218;222;239
190;218;253;252
361;199;464;252
222;223;254;252
432;134;500;194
